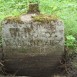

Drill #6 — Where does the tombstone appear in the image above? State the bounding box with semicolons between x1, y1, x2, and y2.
2;3;64;76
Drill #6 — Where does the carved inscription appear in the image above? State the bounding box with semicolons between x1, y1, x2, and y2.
10;28;19;37
8;25;62;47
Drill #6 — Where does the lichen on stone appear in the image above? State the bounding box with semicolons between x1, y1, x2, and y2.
4;16;23;24
32;14;58;23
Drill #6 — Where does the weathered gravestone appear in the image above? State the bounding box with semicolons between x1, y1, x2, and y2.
2;3;64;76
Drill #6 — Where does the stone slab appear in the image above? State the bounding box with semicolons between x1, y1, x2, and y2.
2;14;64;76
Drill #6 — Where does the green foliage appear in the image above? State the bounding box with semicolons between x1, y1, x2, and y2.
65;35;76;48
65;35;77;54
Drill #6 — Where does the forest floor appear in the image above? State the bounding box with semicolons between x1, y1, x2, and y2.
0;52;76;77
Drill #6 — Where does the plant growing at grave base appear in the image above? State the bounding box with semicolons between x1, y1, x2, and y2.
65;35;76;49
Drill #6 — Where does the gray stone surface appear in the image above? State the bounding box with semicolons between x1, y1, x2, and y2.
2;14;64;76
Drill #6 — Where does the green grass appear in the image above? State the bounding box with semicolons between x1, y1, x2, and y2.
0;0;77;49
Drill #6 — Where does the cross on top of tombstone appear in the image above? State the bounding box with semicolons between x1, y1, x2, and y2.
27;3;40;14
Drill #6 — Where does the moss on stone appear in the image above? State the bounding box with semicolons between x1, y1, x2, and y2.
4;16;23;24
32;14;58;23
4;14;58;24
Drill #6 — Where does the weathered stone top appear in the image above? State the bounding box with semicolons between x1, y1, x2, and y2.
3;13;59;24
20;14;36;22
